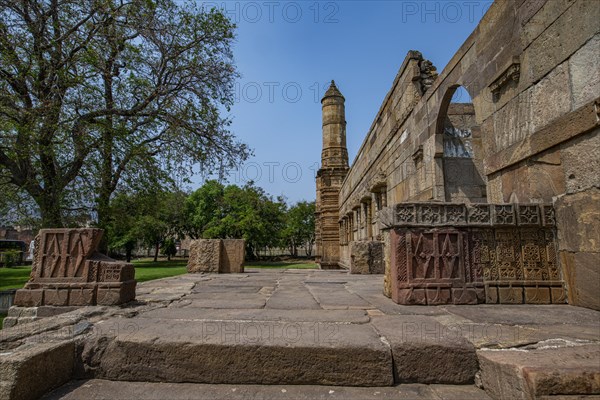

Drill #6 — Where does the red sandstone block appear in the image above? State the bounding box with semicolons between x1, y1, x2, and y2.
96;288;122;305
96;281;136;305
451;288;479;305
550;287;567;304
498;287;524;304
68;288;96;306
485;286;499;304
524;287;551;304
395;288;427;305
14;289;44;307
44;288;70;306
426;288;452;305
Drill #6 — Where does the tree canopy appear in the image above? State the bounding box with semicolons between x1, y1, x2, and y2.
0;0;248;228
107;181;316;260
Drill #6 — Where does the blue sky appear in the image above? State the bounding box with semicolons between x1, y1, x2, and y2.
191;1;493;203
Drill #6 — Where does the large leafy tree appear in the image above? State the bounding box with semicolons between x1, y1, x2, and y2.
281;201;316;257
0;0;248;228
107;189;186;262
185;180;286;259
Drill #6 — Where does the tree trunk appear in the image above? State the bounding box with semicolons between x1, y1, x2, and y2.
36;192;64;228
126;247;132;263
154;242;160;262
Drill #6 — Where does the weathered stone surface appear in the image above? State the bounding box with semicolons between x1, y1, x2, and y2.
569;34;600;111
530;62;572;134
221;239;245;273
555;188;600;254
383;230;392;297
187;239;221;273
478;343;600;399
81;318;394;387
44;380;492;400
12;229;135;309
306;282;371;309
0;340;75;400
560;128;600;195
350;241;384;274
371;316;479;384
560;251;600;311
555;187;600;310
187;239;245;274
265;285;321;310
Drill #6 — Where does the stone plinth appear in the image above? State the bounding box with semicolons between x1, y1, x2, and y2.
13;229;136;307
188;240;222;273
221;240;245;273
187;239;245;274
350;241;384;274
386;203;566;305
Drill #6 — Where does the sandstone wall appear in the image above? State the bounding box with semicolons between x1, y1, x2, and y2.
338;0;599;307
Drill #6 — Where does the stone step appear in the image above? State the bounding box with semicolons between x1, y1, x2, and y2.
78;311;482;387
477;340;600;399
43;379;493;400
80;316;395;387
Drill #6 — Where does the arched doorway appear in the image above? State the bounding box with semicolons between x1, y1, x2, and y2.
437;86;487;203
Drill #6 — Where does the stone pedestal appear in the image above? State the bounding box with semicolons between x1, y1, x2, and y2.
12;229;136;307
187;239;245;273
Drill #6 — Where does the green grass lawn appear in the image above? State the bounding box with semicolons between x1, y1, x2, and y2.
131;258;188;283
0;259;318;292
0;266;31;291
0;260;190;290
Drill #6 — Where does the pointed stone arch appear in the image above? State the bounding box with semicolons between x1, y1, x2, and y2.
436;85;487;203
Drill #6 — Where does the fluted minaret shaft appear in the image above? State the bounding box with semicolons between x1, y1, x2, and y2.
321;81;349;169
315;81;349;270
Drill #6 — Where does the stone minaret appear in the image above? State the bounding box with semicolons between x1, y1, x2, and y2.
315;81;349;269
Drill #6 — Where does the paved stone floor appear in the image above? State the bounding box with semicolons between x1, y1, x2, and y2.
4;268;600;399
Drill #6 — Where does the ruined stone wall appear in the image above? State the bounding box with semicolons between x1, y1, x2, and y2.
338;0;599;308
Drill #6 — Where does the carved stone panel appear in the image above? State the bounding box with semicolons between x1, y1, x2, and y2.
14;229;136;307
407;229;464;283
34;229;103;282
386;203;566;306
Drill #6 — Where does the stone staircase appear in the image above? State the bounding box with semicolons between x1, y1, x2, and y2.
2;269;599;400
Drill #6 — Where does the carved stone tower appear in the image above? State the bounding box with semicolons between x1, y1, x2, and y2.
315;81;349;269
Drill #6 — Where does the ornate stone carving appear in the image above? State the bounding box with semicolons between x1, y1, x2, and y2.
467;204;491;225
386;202;566;305
493;205;516;225
14;229;136;307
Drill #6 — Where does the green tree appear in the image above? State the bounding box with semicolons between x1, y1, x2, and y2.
184;180;226;239
0;0;248;228
185;181;286;259
161;238;177;261
281;201;316;257
108;189;186;262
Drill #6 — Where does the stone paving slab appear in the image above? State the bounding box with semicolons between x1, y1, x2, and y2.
43;379;493;400
136;308;371;323
265;285;322;310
